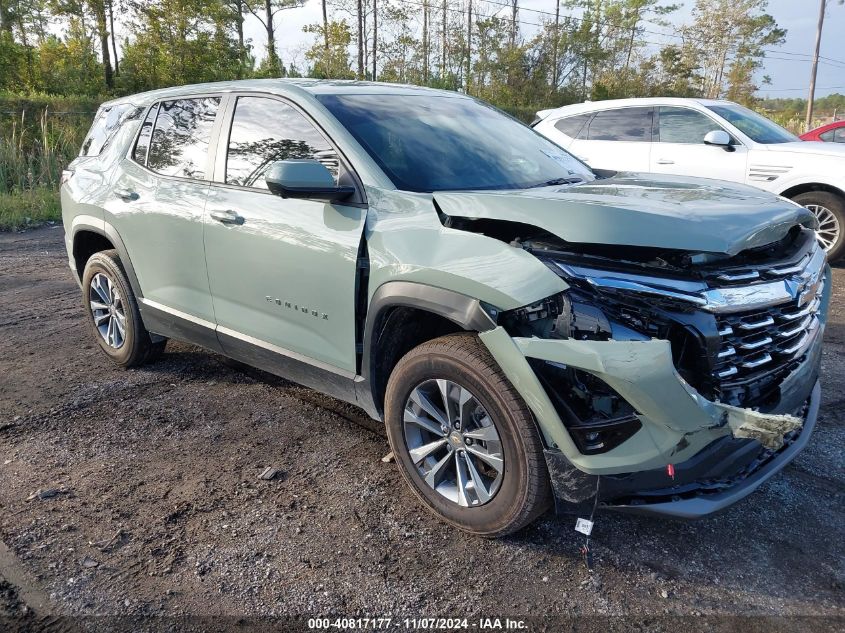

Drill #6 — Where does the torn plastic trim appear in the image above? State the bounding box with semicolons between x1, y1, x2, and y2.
718;405;803;450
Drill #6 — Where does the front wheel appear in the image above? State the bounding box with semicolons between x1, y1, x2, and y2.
792;191;844;261
384;334;551;537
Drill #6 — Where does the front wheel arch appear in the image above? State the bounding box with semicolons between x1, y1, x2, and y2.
357;282;498;419
782;187;845;260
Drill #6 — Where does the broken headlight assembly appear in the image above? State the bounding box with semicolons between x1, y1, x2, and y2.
498;289;648;455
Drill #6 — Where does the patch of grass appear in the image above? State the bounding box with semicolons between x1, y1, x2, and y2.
0;94;94;232
0;187;60;231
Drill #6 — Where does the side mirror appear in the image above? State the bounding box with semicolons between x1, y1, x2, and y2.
265;160;355;202
703;130;733;150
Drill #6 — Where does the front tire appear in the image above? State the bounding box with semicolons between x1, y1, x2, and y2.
384;334;551;537
792;191;844;261
81;250;166;367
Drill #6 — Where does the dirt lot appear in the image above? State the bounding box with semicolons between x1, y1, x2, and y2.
0;226;843;631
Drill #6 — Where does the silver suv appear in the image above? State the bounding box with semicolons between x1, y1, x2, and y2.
62;80;830;535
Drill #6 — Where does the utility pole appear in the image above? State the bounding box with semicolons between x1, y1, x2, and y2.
806;0;827;132
441;0;447;77
372;0;377;80
466;0;472;91
551;0;560;90
357;0;364;79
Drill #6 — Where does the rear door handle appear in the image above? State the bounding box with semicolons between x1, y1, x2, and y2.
209;209;244;225
656;159;675;165
115;188;139;202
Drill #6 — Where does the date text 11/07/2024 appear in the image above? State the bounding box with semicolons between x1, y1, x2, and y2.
306;617;529;630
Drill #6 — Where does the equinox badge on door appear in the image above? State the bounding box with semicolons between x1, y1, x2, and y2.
265;296;329;320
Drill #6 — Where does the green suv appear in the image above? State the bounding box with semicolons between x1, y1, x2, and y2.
62;80;830;536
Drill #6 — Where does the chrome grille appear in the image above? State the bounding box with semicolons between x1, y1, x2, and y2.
713;277;825;385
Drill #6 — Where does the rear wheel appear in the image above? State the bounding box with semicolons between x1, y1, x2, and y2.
792;191;844;261
81;250;166;367
384;333;551;537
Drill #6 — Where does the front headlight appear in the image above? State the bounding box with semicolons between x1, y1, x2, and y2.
499;287;653;342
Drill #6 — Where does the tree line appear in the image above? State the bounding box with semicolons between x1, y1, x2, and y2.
0;0;792;109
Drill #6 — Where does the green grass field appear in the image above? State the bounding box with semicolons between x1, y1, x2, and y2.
0;93;95;231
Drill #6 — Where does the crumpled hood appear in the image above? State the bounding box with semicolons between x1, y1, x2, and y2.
434;173;815;256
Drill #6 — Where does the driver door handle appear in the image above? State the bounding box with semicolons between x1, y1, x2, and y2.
656;159;675;165
210;209;245;225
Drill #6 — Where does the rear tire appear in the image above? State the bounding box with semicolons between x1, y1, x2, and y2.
792;191;844;261
384;333;551;537
81;250;166;368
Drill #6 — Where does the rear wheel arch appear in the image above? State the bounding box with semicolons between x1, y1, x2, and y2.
71;222;143;298
359;282;497;419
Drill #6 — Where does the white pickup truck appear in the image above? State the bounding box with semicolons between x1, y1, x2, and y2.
533;97;845;260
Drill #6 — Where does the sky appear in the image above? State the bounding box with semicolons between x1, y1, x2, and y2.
239;0;845;98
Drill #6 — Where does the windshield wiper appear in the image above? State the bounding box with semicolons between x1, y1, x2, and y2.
526;176;583;188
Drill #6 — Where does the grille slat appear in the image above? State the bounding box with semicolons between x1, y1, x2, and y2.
713;273;825;390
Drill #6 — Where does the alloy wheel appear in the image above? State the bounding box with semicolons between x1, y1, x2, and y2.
89;272;126;349
402;379;504;507
806;204;841;252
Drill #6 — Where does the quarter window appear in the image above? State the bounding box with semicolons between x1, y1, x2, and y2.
819;130;835;142
132;103;158;165
147;97;220;179
80;103;139;156
586;107;653;142
658;107;724;144
554;113;593;139
225;97;339;189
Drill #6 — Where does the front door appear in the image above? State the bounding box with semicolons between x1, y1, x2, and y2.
203;95;366;374
650;106;748;183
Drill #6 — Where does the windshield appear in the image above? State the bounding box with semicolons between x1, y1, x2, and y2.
317;93;594;192
707;104;798;144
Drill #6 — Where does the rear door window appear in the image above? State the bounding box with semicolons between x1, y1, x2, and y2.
658;107;725;144
80;103;138;156
554;113;593;139
224;96;339;189
835;128;845;143
586;107;654;141
147;97;220;180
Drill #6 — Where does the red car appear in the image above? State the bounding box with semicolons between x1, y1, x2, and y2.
801;120;845;143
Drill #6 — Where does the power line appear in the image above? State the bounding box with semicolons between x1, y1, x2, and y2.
403;1;845;69
759;86;845;92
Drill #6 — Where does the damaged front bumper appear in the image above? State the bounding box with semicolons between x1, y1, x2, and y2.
478;275;829;519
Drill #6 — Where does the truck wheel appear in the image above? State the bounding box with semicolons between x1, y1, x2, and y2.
792;191;844;261
384;333;551;537
81;250;166;368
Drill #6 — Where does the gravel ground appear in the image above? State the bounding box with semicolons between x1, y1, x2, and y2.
0;226;843;631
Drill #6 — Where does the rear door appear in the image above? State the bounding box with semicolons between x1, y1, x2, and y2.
650;106;748;183
568;106;654;172
110;96;222;330
203;94;366;374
